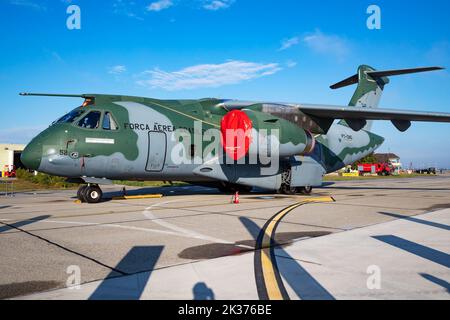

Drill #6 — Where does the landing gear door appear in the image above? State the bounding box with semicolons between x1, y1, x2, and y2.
146;131;167;172
65;138;83;175
290;156;324;187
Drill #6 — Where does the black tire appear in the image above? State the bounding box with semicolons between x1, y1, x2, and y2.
280;184;297;195
77;185;87;202
82;185;103;204
299;186;313;195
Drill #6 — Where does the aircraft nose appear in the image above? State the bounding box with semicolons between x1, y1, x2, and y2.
21;141;42;171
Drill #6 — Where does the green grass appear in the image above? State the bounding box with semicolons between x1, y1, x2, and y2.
2;179;76;192
2;168;187;192
13;168;76;191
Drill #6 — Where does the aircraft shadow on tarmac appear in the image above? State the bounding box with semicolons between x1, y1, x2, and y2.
100;184;307;200
239;217;335;300
99;181;450;200
419;273;450;293
89;246;164;300
88;245;217;300
372;235;450;269
378;212;450;231
88;218;334;300
373;234;450;294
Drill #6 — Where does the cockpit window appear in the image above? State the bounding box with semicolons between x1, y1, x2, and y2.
102;112;119;130
55;108;86;124
77;111;101;129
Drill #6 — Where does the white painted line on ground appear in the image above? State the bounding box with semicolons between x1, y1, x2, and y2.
1;217;206;239
143;200;237;245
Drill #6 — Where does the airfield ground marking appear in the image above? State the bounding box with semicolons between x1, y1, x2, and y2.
0;217;206;240
143;200;253;247
254;196;335;300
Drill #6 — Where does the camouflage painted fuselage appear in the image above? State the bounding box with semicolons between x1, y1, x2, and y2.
22;93;384;190
22;64;450;191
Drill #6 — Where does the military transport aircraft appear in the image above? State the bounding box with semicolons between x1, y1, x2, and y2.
20;65;450;203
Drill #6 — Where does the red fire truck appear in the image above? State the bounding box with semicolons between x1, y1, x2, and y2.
2;165;16;178
357;163;393;176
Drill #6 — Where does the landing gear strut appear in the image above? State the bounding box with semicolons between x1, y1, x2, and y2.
77;184;103;203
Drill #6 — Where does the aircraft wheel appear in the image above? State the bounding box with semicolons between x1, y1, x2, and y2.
299;186;313;195
281;184;297;195
77;185;87;202
82;185;103;204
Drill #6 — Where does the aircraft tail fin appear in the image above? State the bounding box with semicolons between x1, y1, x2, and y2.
331;65;444;131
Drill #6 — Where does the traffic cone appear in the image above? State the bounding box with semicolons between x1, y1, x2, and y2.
233;191;240;204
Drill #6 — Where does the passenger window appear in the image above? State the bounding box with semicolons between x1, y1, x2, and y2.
78;111;101;129
102;112;119;130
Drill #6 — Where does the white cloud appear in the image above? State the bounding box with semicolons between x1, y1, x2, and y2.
9;0;46;10
279;37;299;51
303;29;350;61
203;0;234;11
147;0;173;12
286;60;297;68
108;65;127;74
137;60;282;91
113;0;144;20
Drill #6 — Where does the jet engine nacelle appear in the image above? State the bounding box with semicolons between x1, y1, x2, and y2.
220;109;315;159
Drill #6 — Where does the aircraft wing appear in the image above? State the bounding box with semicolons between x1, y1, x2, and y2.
297;104;450;132
297;104;450;122
221;101;450;132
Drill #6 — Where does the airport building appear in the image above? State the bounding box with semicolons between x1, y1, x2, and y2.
0;143;26;174
374;153;402;173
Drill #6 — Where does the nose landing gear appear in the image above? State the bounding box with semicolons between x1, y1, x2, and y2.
77;184;103;203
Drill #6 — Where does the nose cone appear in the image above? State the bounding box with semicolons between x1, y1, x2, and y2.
21;141;42;171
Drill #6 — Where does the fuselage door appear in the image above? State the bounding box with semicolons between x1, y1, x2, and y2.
146;131;167;172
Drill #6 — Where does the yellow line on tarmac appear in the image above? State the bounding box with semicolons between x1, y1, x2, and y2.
258;196;334;300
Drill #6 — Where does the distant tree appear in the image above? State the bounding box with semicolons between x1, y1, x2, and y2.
351;153;377;170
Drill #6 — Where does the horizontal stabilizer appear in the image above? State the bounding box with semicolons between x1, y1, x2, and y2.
330;75;359;89
330;66;444;89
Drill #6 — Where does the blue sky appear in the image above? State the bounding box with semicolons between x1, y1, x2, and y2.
1;0;449;167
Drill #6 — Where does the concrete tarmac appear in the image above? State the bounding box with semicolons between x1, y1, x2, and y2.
0;175;449;300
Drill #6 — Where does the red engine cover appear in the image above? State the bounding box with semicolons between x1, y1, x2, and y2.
220;110;253;160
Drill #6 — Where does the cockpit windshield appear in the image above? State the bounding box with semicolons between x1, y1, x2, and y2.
54;108;86;124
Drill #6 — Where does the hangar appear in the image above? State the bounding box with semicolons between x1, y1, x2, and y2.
0;144;26;175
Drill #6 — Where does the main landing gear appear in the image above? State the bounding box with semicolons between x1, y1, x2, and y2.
279;184;313;195
279;169;313;195
77;184;103;203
